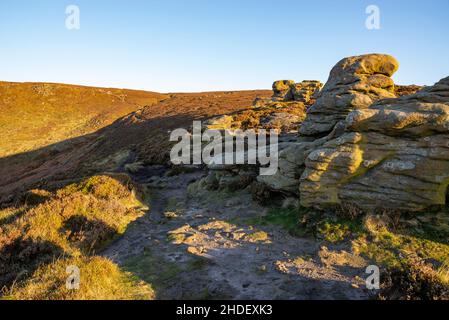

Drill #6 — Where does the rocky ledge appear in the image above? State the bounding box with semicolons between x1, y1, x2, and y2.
201;53;447;213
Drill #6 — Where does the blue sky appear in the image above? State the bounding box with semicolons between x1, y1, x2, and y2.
0;0;448;92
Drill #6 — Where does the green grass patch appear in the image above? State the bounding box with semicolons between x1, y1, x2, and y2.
246;231;269;242
244;205;363;242
123;248;183;293
245;206;308;237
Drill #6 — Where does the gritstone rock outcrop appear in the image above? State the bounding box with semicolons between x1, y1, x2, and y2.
300;76;449;211
299;54;399;137
259;54;399;195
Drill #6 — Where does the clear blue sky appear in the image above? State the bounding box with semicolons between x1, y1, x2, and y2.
0;0;448;92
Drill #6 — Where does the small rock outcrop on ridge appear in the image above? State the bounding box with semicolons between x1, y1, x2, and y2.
292;80;323;103
204;79;322;134
272;80;296;101
259;54;399;195
271;79;323;104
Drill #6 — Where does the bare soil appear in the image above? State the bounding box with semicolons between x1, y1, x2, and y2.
102;166;375;300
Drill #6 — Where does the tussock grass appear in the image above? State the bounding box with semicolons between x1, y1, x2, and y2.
352;214;449;299
0;175;153;300
3;256;154;300
232;102;306;131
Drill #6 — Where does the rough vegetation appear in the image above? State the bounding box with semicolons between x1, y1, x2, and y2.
0;87;270;204
0;175;153;300
0;81;166;158
1;53;448;300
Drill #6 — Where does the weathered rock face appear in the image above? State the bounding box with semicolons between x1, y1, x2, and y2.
299;54;399;137
300;76;449;211
292;80;323;103
272;80;296;101
258;54;396;195
271;80;323;104
200;80;315;194
395;84;424;97
257;122;345;194
257;141;314;194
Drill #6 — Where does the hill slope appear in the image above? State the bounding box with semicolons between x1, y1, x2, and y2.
0;82;271;202
0;81;167;158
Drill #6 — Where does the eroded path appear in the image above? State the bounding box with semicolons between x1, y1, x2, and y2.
102;167;374;299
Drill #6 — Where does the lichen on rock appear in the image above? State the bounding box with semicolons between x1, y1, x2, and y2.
299;54;399;137
300;76;449;211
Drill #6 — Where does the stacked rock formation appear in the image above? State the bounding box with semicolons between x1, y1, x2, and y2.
272;80;323;104
292;80;323;103
259;54;399;195
201;53;449;212
198;53;449;212
299;54;398;137
204;79;323;134
300;76;449;211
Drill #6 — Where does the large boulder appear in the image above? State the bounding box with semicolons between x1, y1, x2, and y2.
257;141;316;194
299;54;399;137
300;76;449;211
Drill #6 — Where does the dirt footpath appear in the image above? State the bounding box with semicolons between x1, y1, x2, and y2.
102;167;374;300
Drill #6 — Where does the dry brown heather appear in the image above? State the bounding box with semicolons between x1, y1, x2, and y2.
0;82;271;202
88;90;273;165
0;81;167;158
0;175;153;300
395;84;424;96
